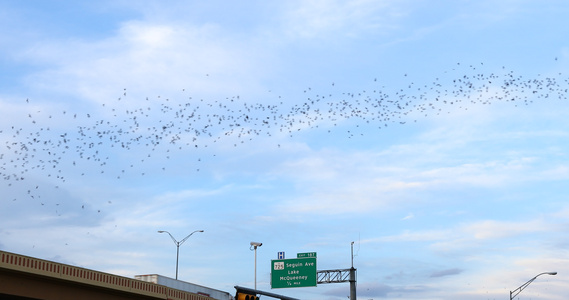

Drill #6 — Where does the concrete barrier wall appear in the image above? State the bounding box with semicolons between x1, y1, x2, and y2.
0;250;214;300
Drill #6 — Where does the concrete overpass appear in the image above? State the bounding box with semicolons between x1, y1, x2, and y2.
0;250;215;300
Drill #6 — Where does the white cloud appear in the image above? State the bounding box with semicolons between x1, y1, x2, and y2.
280;0;405;39
265;121;565;216
379;229;451;242
15;19;272;107
372;217;555;253
463;219;550;240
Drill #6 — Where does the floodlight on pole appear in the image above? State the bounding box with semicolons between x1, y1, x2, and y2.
250;242;262;290
158;230;204;280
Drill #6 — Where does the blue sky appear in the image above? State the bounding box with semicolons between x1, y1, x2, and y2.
1;1;569;299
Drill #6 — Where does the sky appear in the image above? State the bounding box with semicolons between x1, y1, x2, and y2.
1;1;569;299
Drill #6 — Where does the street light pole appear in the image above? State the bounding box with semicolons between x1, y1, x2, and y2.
158;230;204;280
510;271;557;300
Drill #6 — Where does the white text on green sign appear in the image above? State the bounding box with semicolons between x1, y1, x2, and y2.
271;257;317;289
297;252;317;258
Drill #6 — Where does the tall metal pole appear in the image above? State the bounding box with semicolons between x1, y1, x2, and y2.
158;230;204;280
254;246;258;290
351;241;354;268
175;244;180;280
510;271;557;300
250;242;262;290
350;242;356;300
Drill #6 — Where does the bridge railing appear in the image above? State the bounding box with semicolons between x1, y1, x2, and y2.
0;250;213;300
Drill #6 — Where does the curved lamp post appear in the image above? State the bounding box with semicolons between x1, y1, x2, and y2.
158;230;204;280
510;271;557;300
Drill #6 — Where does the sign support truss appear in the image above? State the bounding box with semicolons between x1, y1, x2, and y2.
317;269;353;284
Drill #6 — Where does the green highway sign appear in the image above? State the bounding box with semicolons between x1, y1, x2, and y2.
297;252;317;258
271;257;317;289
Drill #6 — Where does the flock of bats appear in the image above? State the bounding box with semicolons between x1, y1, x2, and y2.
1;62;567;214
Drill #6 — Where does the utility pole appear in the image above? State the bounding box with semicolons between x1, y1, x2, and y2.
315;242;358;298
350;241;357;300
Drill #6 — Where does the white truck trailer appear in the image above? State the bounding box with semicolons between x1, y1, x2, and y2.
135;274;233;300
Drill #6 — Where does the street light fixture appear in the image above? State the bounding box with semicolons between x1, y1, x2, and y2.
250;241;262;290
158;229;204;280
510;271;557;300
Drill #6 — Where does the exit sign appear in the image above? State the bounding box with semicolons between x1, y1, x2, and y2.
297;252;317;258
271;257;317;289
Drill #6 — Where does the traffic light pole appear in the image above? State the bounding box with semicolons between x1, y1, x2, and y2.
234;286;300;300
